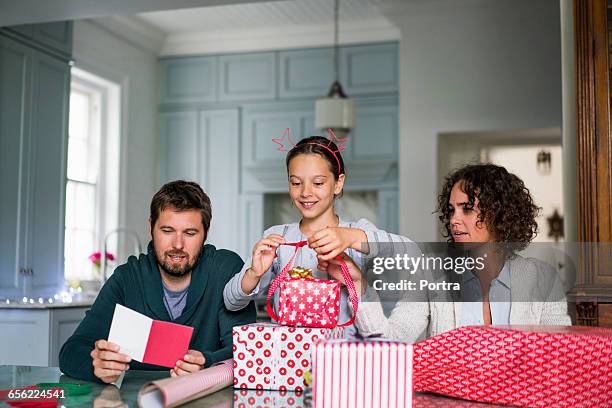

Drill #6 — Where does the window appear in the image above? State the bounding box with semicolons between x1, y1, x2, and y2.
64;68;120;283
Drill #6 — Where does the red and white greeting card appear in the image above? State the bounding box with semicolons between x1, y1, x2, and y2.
108;304;194;368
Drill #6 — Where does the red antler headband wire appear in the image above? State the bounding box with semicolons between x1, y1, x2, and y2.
272;128;349;177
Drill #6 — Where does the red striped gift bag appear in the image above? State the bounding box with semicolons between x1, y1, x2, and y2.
312;339;413;408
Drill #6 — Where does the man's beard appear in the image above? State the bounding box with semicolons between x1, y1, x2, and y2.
154;246;202;278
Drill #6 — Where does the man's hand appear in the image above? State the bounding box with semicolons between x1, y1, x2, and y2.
171;350;206;377
308;227;367;261
90;340;131;384
93;386;128;408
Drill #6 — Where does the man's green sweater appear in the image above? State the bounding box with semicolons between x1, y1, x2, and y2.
59;243;255;382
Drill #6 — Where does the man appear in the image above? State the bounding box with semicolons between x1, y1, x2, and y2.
59;180;255;383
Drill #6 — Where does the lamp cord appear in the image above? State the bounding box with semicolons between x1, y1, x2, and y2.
334;0;340;82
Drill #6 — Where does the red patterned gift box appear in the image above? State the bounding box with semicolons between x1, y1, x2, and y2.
312;338;413;408
275;277;341;328
413;325;612;408
266;241;358;328
233;323;344;391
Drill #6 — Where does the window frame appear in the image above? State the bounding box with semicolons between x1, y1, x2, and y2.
64;67;121;284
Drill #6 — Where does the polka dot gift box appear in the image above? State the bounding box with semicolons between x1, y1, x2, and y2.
233;388;306;408
413;325;612;407
233;322;344;391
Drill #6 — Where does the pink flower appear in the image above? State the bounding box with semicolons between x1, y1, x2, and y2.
89;251;115;268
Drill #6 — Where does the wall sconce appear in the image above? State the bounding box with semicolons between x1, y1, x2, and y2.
537;149;552;175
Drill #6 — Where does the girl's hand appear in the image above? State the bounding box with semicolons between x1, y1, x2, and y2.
250;234;285;277
308;227;367;261
241;234;285;295
318;253;366;295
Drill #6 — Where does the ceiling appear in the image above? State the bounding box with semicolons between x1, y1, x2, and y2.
138;0;390;34
0;0;397;56
0;0;274;27
137;0;398;55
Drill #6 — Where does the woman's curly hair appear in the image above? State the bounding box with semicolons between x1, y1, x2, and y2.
436;163;540;253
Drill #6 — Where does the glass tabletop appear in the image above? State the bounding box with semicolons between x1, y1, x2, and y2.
0;366;233;407
0;366;504;407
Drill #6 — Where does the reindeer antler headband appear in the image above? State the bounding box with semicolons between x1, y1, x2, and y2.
272;128;349;177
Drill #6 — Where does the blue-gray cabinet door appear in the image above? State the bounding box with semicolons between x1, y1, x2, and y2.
218;53;276;102
159;109;240;253
278;48;334;99
160;111;199;182
378;189;399;234
3;22;72;57
25;50;70;294
341;43;398;95
5;24;34;38
32;22;73;57
197;109;240;254
241;103;316;168
349;98;398;161
160;57;217;105
241;102;317;192
0;36;30;294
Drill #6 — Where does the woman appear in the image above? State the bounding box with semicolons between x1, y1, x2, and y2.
328;163;571;342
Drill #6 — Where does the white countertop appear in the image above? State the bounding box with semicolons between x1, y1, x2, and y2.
0;299;94;309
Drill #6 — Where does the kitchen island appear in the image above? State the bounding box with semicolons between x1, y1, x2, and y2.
0;298;93;366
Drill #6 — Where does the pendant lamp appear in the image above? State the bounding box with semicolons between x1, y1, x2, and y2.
315;0;355;137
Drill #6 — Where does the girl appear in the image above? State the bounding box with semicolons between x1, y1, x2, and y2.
223;135;410;332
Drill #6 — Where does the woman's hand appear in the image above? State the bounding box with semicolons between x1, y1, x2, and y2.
241;234;285;295
308;227;367;261
318;253;366;295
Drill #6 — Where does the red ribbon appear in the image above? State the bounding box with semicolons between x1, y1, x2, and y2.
265;241;359;327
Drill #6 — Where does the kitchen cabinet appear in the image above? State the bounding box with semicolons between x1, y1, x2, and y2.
160;109;241;254
160;56;217;105
0;30;71;298
160;42;398;106
279;43;399;99
4;21;73;58
340;43;398;95
0;36;30;295
218;52;277;102
159;42;400;258
279;47;334;99
31;22;73;57
0;305;89;366
240;97;398;192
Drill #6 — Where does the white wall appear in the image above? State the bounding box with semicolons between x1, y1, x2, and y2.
73;20;159;258
378;0;563;241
